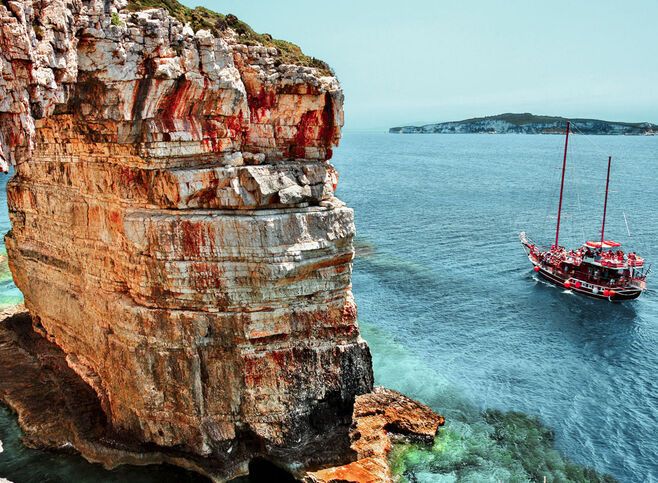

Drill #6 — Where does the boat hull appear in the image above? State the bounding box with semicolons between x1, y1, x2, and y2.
534;265;642;302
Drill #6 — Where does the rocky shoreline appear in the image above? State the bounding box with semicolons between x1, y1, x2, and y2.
390;113;658;135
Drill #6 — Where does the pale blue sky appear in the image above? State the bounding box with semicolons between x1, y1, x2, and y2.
182;0;658;130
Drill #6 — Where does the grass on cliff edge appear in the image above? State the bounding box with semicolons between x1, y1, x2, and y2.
125;0;333;75
390;409;617;483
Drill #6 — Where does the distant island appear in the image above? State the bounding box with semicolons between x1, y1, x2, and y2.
389;113;658;135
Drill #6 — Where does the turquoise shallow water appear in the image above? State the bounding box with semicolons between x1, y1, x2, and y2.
0;132;657;481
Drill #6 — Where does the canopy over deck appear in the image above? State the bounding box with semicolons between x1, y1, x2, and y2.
586;240;622;249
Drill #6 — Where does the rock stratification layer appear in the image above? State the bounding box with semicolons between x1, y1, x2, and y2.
1;0;373;477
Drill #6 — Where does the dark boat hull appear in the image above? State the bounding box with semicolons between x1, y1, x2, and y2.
535;266;642;301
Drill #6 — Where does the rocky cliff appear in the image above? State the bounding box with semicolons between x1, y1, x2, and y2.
0;306;444;481
390;113;658;135
0;0;387;479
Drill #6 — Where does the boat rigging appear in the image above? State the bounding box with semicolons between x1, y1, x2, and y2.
520;121;649;301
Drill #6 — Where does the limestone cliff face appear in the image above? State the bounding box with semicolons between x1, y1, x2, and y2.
0;0;372;477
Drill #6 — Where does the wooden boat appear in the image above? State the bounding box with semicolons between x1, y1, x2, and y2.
520;121;649;301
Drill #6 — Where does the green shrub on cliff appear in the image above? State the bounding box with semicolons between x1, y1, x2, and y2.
125;0;333;74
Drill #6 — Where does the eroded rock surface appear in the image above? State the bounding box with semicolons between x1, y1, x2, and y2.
0;306;291;479
306;387;445;483
1;0;372;478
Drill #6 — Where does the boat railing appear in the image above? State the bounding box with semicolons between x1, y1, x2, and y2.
629;280;647;290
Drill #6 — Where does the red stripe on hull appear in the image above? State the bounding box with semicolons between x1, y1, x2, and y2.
534;267;642;301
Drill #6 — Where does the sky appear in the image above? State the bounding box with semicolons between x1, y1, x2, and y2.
182;0;658;130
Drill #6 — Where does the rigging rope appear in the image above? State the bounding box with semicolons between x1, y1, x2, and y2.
540;141;564;243
513;119;649;258
570;123;614;159
568;121;649;256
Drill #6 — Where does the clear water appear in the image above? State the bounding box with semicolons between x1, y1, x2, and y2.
0;132;657;482
334;132;658;482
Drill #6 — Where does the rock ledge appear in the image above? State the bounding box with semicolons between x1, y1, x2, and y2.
306;387;444;483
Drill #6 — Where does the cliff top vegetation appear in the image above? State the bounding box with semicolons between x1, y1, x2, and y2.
125;0;333;75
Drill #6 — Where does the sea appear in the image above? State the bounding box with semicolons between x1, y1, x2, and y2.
0;132;657;482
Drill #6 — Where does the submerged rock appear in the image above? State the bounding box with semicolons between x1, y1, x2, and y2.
388;408;618;482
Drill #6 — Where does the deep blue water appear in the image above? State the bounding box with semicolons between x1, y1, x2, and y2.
333;132;658;482
0;132;657;482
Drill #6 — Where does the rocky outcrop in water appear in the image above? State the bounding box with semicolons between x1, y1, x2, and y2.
0;0;384;479
307;387;444;483
390;113;658;135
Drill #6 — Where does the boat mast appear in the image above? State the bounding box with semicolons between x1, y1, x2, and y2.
600;156;612;246
555;120;570;248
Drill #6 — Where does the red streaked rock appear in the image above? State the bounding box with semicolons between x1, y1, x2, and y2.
0;2;442;482
0;0;367;478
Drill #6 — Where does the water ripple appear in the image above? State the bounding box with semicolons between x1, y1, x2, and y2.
335;132;658;482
